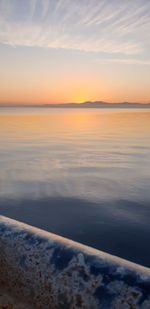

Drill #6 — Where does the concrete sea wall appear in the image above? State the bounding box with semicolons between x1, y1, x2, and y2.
0;215;150;308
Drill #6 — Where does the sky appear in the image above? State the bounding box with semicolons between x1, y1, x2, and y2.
0;0;150;104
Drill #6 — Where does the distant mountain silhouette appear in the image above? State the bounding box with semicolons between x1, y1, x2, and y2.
0;101;150;108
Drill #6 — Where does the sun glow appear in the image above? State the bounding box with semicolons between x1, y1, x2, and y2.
72;89;90;104
73;96;88;104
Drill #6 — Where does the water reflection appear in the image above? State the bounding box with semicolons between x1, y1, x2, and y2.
0;108;150;201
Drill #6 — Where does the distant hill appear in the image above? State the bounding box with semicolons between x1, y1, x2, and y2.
44;101;150;108
30;101;150;108
0;101;150;108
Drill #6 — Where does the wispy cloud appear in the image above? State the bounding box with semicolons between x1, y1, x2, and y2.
95;57;150;66
0;0;150;56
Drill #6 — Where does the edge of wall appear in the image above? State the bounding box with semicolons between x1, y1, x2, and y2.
0;215;150;308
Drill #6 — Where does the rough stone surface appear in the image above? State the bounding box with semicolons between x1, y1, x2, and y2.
0;215;150;308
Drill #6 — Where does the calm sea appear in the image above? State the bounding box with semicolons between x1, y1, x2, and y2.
0;107;150;267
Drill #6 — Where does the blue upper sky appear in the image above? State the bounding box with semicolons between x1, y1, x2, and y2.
0;0;150;58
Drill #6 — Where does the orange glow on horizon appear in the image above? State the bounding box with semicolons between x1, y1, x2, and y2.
0;74;150;105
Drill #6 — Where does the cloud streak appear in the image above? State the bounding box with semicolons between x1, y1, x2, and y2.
95;57;150;66
0;0;150;56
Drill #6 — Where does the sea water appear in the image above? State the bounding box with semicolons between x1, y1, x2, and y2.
0;107;150;266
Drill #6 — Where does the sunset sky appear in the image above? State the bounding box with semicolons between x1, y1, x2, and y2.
0;0;150;104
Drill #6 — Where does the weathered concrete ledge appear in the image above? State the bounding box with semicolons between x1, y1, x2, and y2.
0;215;150;308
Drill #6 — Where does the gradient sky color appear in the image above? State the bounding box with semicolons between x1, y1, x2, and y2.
0;0;150;104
